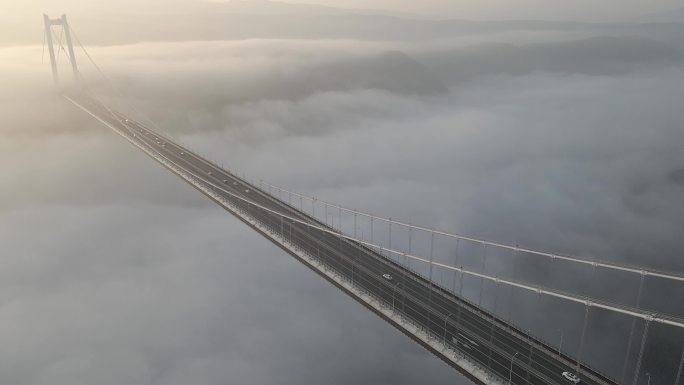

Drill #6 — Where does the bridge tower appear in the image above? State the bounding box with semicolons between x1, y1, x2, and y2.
43;14;79;87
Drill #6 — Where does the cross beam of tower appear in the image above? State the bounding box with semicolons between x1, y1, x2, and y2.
43;14;79;87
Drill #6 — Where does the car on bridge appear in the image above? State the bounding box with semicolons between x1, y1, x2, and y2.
562;371;581;384
382;273;393;281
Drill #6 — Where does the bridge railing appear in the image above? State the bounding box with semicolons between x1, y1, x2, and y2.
119;129;539;385
69;93;670;385
118;111;636;384
194;168;613;385
230;194;534;385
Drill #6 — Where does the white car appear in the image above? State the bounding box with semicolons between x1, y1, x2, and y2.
223;179;229;183
207;171;212;175
382;273;393;281
562;372;581;384
245;189;250;193
180;151;185;155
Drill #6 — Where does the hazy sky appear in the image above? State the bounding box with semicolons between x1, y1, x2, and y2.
2;2;684;385
291;0;681;21
1;0;683;23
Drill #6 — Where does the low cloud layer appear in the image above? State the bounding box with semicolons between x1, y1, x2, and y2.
2;10;684;385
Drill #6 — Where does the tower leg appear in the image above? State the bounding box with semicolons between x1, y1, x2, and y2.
43;14;59;87
61;14;79;82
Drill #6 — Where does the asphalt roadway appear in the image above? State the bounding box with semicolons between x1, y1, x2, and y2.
69;94;618;385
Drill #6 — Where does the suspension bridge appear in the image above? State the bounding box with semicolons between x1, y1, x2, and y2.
43;14;684;385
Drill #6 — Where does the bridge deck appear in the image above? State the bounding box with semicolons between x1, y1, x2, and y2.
67;93;618;385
